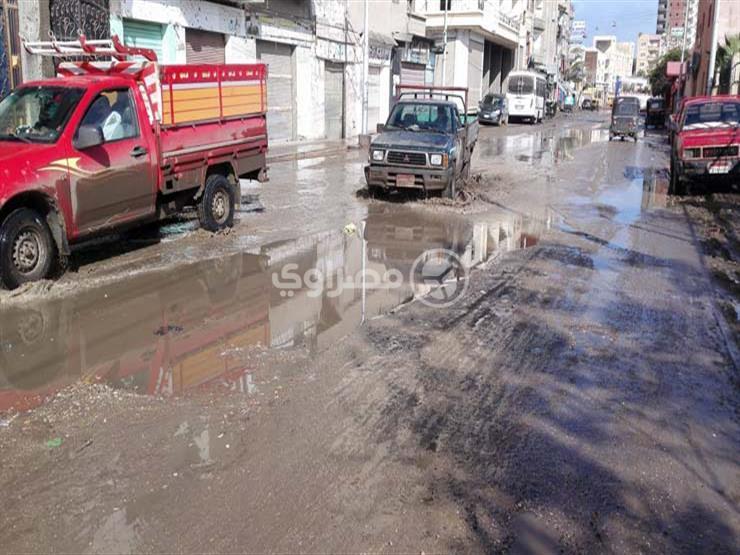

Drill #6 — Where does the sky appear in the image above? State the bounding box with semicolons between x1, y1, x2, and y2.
571;0;661;45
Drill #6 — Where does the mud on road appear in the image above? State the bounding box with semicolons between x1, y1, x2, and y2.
1;113;738;553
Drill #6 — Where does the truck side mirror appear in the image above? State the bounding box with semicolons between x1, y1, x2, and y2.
74;125;104;150
376;123;385;133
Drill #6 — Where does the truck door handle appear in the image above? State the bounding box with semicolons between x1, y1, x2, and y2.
130;146;148;158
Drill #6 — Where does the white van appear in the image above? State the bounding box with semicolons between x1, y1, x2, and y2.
506;71;547;123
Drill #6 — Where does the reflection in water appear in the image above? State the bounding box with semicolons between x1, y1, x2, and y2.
0;204;553;413
478;126;609;164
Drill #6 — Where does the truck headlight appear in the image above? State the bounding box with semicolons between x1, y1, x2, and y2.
371;149;384;161
683;147;701;159
430;153;446;167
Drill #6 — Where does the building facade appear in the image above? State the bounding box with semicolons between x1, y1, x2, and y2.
592;35;634;94
658;0;698;52
12;0;573;142
418;0;524;104
571;19;586;44
636;33;662;76
686;0;740;96
347;0;433;135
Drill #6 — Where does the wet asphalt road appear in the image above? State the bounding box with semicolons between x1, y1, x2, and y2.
0;112;738;553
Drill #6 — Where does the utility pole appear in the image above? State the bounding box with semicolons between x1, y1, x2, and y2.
362;0;369;135
678;0;690;100
442;0;448;86
706;0;720;95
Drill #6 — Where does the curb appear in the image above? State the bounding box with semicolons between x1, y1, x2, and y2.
267;143;361;164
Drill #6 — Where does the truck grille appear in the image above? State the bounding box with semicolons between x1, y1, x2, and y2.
387;151;427;166
702;145;739;158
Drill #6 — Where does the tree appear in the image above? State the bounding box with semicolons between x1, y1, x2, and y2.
566;61;585;86
715;33;740;93
648;47;684;96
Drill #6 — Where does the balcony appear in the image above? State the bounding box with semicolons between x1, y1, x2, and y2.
533;16;546;32
407;12;427;38
421;0;520;47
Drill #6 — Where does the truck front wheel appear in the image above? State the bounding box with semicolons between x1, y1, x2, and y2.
198;174;235;232
444;177;456;200
669;156;687;195
0;208;57;289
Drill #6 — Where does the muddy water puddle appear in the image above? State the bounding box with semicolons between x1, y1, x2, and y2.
0;204;553;413
477;123;609;165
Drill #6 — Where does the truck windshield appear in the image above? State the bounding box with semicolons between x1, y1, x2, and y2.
614;98;639;116
386;103;454;133
508;76;533;95
0;86;84;144
683;101;740;130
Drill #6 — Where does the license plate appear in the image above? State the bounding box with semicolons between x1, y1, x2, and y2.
396;174;416;187
516;104;524;110
709;163;730;174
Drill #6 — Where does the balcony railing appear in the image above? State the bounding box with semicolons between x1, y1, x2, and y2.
422;0;485;13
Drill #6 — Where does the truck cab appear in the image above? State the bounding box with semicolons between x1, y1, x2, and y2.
670;95;740;195
364;85;478;199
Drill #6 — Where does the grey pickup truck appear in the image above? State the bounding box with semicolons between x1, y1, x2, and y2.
364;85;478;199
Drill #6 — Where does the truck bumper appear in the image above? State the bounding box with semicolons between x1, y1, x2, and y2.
680;159;740;180
364;164;454;192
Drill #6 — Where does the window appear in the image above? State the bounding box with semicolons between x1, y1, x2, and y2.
78;89;138;143
683;101;740;129
439;0;451;10
508;75;534;94
0;86;84;144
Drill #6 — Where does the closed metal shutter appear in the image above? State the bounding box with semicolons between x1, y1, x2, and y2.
325;62;344;140
185;29;225;64
467;36;484;107
400;62;425;86
123;19;164;63
367;66;381;132
257;40;294;142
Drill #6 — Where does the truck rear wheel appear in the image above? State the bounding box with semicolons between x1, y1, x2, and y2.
198;174;235;232
0;208;57;289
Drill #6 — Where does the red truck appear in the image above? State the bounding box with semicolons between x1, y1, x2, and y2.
0;35;268;289
669;95;740;195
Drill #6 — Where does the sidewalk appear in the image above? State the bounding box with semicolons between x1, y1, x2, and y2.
266;137;361;163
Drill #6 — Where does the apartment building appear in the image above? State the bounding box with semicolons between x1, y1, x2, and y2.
636;33;663;75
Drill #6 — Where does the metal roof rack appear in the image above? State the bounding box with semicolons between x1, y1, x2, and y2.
22;33;158;62
397;84;470;113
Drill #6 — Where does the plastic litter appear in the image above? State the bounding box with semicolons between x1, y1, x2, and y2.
46;437;63;448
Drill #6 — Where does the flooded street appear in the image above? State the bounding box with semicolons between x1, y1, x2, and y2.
1;113;738;553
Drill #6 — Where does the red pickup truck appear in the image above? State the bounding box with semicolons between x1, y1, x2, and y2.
669;95;740;195
0;36;268;289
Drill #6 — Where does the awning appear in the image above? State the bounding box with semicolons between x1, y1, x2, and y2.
393;32;413;43
369;31;397;47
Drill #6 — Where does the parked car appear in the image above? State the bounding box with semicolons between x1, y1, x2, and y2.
669;95;740;195
645;97;666;128
0;35;268;289
365;85;479;199
609;96;640;142
478;93;508;125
